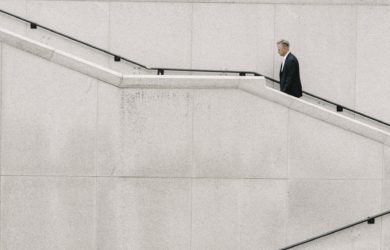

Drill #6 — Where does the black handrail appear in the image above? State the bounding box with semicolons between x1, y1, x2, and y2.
280;210;390;249
0;9;148;69
301;91;390;127
150;67;261;76
0;8;389;129
154;67;390;128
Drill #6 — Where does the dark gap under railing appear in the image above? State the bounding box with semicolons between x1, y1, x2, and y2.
280;210;390;249
1;8;389;128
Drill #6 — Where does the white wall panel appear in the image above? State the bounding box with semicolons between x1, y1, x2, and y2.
192;179;287;249
31;0;390;4
356;6;390;124
292;223;381;250
287;180;382;246
382;180;390;250
192;179;241;250
1;176;96;250
104;89;193;177
193;89;288;178
192;4;274;75
97;82;121;176
0;1;27;35
289;111;383;179
240;179;287;249
1;44;97;176
97;177;191;250
109;2;192;69
385;146;390;179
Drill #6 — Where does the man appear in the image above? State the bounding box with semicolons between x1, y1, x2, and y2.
277;39;302;98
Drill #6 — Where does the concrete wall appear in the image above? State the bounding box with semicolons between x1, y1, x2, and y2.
0;1;389;124
1;39;389;249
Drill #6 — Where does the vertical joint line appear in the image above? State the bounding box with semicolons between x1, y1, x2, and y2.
190;88;195;250
108;2;112;68
0;42;3;244
190;3;194;70
380;144;385;247
0;42;3;177
273;5;277;86
353;5;358;114
285;108;291;247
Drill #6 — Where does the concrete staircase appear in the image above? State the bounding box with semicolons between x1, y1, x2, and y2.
0;27;389;249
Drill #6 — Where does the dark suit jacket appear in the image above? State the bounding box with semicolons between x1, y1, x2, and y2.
279;53;302;98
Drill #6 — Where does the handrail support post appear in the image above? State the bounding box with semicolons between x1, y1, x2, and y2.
368;218;375;224
30;22;37;29
337;105;343;112
157;69;165;75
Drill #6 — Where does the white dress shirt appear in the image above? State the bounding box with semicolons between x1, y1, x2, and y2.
281;51;290;72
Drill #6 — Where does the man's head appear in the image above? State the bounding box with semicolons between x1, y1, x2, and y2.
277;39;290;56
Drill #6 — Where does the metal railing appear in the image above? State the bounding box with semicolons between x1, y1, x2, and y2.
0;9;148;69
0;8;389;129
280;210;390;249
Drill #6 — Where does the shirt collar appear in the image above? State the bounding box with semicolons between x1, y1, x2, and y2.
283;51;290;61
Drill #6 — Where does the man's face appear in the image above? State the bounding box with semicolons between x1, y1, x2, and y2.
277;44;288;56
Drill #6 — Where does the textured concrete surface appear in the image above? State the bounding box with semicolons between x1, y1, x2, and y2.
192;4;274;75
24;0;390;4
110;2;192;69
294;223;381;250
97;82;121;176
1;176;96;250
385;146;390;179
192;179;287;249
51;50;122;86
0;24;389;249
239;179;287;249
121;75;247;89
0;28;55;60
109;89;194;177
287;180;382;245
26;1;109;66
1;44;97;176
0;1;27;35
382;180;390;250
97;177;191;250
191;179;240;250
289;110;383;179
356;6;390;124
193;89;288;178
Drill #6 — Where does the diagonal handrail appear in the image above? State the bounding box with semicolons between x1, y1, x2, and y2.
280;210;390;249
0;9;149;69
0;8;389;129
154;67;390;128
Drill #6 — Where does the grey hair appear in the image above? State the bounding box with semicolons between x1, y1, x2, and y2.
277;39;290;48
